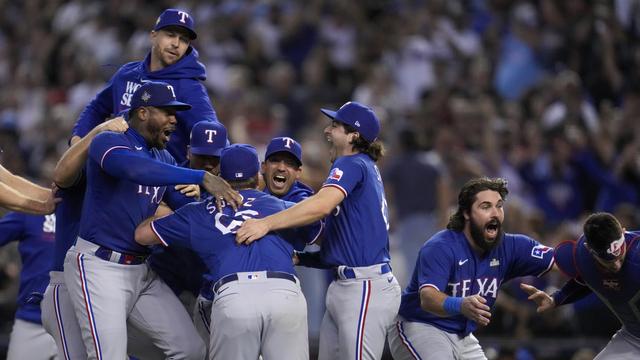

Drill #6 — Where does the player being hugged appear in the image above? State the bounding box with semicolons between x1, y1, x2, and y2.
63;81;240;360
237;102;401;360
136;144;320;360
388;177;555;360
522;212;640;359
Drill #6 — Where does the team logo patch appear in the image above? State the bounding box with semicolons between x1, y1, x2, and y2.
235;172;243;178
329;167;344;181
490;258;500;267
531;245;552;259
141;91;151;102
247;274;260;280
603;279;620;290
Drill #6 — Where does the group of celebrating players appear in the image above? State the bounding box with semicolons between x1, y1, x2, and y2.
0;7;638;360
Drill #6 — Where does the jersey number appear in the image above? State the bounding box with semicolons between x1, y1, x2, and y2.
214;209;259;235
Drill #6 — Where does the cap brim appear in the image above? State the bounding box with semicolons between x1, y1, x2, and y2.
156;25;197;40
320;108;337;120
265;149;302;166
190;147;223;157
160;101;192;111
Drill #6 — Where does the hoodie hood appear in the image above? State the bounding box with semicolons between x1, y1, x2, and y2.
140;47;207;81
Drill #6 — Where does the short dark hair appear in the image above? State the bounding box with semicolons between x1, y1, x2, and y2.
583;212;623;253
447;177;509;231
343;124;385;162
228;174;259;190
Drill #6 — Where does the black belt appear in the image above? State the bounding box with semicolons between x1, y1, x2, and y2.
213;271;296;293
94;246;147;265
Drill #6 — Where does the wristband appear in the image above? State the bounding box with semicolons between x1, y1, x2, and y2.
443;296;463;315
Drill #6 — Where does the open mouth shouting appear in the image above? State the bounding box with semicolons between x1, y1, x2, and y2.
485;219;500;241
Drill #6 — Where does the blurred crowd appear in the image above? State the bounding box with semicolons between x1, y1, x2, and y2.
1;0;639;358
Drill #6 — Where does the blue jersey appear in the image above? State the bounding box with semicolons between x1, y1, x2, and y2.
72;48;218;163
151;189;314;283
399;229;554;336
0;213;55;324
321;153;390;267
52;175;86;272
555;231;640;337
79;129;194;255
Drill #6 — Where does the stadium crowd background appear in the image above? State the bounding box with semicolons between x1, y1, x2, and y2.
0;0;638;359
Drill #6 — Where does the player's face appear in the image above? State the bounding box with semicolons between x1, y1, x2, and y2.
189;152;221;174
143;107;177;149
324;121;355;163
465;190;505;252
261;152;301;196
151;28;191;68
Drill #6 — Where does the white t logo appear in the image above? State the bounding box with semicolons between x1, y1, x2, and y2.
166;85;176;98
205;129;217;143
283;137;295;149
178;11;189;24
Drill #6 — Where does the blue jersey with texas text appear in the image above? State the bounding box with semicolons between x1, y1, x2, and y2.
554;231;640;338
321;153;390;267
399;229;554;336
79;129;188;255
0;213;55;324
72;48;217;163
151;189;316;283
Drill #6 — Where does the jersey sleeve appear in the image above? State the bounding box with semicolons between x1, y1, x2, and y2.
151;203;197;248
88;131;132;168
163;186;196;210
553;240;579;279
276;200;324;250
417;241;453;292
507;234;555;279
0;212;25;246
321;156;364;197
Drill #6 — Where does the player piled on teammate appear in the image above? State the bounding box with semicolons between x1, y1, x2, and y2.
73;8;218;164
237;101;401;360
522;212;640;359
148;120;228;350
136;144;319;360
388;177;555;360
63;81;240;360
0;164;59;214
0;213;57;360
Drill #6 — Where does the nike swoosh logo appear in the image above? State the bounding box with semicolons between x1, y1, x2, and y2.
135;146;143;150
387;277;393;283
458;259;469;266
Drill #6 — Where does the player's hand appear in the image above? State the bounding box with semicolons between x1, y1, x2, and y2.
461;295;491;326
175;184;200;199
236;218;270;245
201;173;242;211
98;116;128;133
520;283;555;313
39;188;61;214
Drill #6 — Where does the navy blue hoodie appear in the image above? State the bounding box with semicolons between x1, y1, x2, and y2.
73;47;218;163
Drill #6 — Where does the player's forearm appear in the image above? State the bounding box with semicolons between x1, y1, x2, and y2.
135;217;161;246
0;165;50;200
266;187;341;232
103;151;205;186
53;134;94;188
0;183;51;215
552;279;591;306
419;287;450;317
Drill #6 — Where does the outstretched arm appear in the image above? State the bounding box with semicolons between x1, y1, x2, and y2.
0;182;59;214
520;278;591;313
236;186;344;245
0;164;50;200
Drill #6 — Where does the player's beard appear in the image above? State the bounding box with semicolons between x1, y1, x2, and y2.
469;217;503;252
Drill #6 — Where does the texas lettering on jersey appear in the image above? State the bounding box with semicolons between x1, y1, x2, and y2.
447;278;499;298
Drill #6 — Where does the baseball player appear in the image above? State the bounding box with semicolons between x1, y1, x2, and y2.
0;212;57;360
148;120;228;347
135;144;317;360
72;8;218;164
63;81;240;360
388;177;555;360
521;212;640;359
0;164;59;215
237;101;401;360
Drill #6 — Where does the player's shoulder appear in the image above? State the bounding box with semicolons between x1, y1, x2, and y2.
554;239;579;278
422;229;462;253
91;131;129;149
285;181;314;201
153;149;177;165
113;61;143;77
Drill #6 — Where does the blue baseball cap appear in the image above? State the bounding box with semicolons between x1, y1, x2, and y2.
220;144;260;181
130;81;191;112
190;121;228;156
320;101;381;143
265;137;302;166
154;9;197;40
